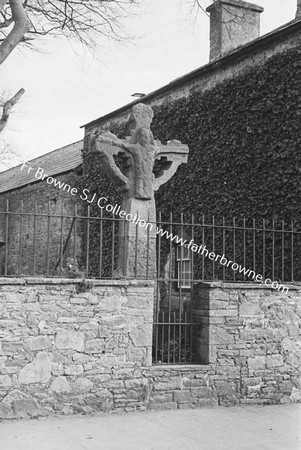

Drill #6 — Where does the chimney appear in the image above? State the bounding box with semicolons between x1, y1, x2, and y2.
206;0;264;61
296;0;301;18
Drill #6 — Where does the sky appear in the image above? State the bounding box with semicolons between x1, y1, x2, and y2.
0;0;297;170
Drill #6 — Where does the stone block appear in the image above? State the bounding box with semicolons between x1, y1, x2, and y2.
153;380;181;391
181;378;207;388
150;401;178;411
214;381;237;399
151;394;173;403
291;387;301;403
2;343;25;355
50;376;71;394
64;365;84;376
5;293;25;303
173;390;190;402
248;356;265;371
129;326;152;347
266;354;283;368
210;326;234;344
70;296;88;305
0;389;41;419
19;352;51;384
98;295;123;312
281;337;294;353
190;387;212;398
197;398;218;408
56;331;85;352
85;339;105;353
0;375;11;388
239;300;261;317
73;378;93;393
25;336;52;352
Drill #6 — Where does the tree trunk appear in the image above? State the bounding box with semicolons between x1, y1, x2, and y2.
0;0;29;65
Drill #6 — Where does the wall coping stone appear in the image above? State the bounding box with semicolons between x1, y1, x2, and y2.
151;365;211;371
195;281;301;290
0;277;155;287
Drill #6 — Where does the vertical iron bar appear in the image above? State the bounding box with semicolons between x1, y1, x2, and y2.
272;218;275;281
134;211;138;279
202;214;205;280
86;205;90;277
18;200;23;276
59;204;64;276
262;219;266;280
233;217;236;282
173;311;176;363
73;204;77;262
146;212;150;279
222;217;226;281
253;218;256;274
243;218;246;281
184;311;187;363
155;212;162;364
111;211;115;278
191;214;195;285
178;212;184;364
167;212;173;364
32;201;37;276
212;216;215;280
46;201;51;276
281;220;285;282
190;214;194;362
162;311;165;363
4;199;9;276
291;220;294;281
123;215;126;277
99;208;103;278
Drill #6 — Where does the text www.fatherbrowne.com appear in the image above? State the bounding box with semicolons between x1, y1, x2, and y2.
21;162;289;294
156;228;289;294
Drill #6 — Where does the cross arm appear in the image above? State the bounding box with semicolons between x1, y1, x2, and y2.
153;140;189;191
90;131;129;187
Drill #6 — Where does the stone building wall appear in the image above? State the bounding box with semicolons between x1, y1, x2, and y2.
0;278;300;419
0;172;83;276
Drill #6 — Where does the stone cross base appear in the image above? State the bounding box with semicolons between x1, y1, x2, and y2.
117;198;157;279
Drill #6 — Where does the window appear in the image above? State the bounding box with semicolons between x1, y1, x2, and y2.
176;244;192;289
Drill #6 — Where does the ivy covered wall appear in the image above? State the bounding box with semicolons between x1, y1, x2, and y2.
81;46;301;279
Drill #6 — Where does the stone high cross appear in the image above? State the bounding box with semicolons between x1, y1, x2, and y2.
89;103;189;278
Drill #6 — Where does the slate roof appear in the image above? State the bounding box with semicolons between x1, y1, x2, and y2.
0;140;83;194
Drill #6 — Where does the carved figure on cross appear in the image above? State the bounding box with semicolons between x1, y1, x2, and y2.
89;103;189;201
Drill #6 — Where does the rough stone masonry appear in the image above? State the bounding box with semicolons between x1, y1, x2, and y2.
0;278;300;419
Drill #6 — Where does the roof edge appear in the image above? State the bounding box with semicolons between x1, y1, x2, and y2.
0;139;83;176
81;17;301;129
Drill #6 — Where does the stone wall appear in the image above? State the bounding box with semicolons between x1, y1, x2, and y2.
0;278;154;418
192;282;301;406
0;279;300;419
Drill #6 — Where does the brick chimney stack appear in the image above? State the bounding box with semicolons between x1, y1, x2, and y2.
296;0;301;18
206;0;264;61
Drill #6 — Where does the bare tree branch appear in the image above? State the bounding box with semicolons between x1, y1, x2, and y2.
0;0;29;64
0;88;24;133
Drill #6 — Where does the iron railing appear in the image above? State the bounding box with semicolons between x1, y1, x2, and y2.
1;201;300;365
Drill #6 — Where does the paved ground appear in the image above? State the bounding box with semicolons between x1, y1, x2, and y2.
0;404;300;450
